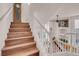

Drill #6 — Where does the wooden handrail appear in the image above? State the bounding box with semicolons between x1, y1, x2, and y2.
52;37;62;52
54;41;62;51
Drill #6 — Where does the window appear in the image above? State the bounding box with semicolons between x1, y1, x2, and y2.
75;20;79;29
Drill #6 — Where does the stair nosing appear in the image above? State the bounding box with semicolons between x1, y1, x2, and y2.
11;22;29;24
24;49;39;56
10;28;31;29
8;34;32;37
3;42;36;51
6;47;39;56
8;32;32;35
27;50;39;56
12;23;29;25
8;32;32;34
6;36;34;41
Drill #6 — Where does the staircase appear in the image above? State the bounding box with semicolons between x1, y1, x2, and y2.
2;22;39;56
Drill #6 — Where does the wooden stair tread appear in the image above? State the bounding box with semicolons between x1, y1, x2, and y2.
8;32;32;35
7;47;39;56
6;36;34;41
8;32;32;34
10;28;31;29
8;32;32;33
11;23;29;25
8;33;32;36
9;28;31;32
3;42;36;51
10;24;30;28
11;22;29;24
8;33;32;38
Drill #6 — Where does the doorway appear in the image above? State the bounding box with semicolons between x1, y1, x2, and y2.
13;3;21;22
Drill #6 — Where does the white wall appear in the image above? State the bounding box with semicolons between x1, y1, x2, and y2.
21;3;29;23
30;3;79;25
0;3;13;55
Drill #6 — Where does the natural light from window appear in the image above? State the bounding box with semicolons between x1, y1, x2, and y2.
75;20;79;29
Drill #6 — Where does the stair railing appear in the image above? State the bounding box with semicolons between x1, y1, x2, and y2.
60;32;79;55
0;4;13;55
29;15;79;55
28;14;64;55
53;32;79;56
33;15;52;55
28;14;79;55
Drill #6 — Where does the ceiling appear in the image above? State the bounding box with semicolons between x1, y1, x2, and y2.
30;3;79;21
1;3;79;23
